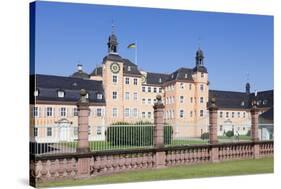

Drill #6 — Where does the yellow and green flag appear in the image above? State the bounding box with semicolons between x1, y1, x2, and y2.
127;43;136;48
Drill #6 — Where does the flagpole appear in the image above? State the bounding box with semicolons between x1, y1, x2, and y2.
135;40;138;65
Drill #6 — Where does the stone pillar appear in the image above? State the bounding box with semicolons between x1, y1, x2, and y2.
153;95;166;168
208;98;218;144
77;89;90;153
153;95;165;148
208;98;219;162
250;100;259;142
250;99;260;159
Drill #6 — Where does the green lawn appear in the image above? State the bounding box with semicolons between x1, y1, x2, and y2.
38;157;273;188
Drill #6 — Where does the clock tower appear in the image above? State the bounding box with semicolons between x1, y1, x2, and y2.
102;31;125;124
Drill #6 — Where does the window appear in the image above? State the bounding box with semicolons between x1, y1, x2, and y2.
219;125;223;131
97;126;102;135
125;77;130;84
142;112;145;118
190;97;193;103
226;112;229;118
46;107;53;117
32;107;39;117
148;99;152;104
34;89;39;97
189;84;192;90
180;96;184;103
148;112;152;118
142;98;145;104
200;110;204;117
180;83;184;89
201;72;204;78
200;84;204;91
112;75;118;83
73;108;78;116
133;92;138;100
180;110;184;118
241;101;245;106
184;74;188;78
57;90;65;98
200;97;204;103
142;86;146;92
148;87;151;92
158;78;162;83
190;111;193;117
34;128;38;137
232;112;235;118
243;112;246;118
112;91;117;99
133;78;138;85
220;112;223;118
159;88;162;93
128;66;131;71
60;107;66;117
237;112;240;118
153;87;157;93
132;108;138;117
125;92;130;100
112;108;117;117
47;127;52;137
124;108;130;117
96;108;102;117
263;99;268;105
97;93;103;100
85;93;89;99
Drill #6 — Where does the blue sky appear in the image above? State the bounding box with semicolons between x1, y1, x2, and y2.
33;1;273;92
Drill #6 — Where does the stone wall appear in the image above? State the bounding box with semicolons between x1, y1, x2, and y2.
30;140;273;186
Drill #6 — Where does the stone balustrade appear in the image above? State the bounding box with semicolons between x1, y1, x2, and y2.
30;140;273;185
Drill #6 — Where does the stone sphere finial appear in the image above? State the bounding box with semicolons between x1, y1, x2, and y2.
156;94;162;101
208;97;218;110
79;89;89;104
211;97;216;104
80;89;87;96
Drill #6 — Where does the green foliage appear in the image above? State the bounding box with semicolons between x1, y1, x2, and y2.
106;124;173;146
201;132;209;140
226;130;234;137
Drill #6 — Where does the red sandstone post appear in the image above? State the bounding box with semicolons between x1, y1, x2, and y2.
208;97;218;144
77;89;90;153
153;95;165;148
250;99;260;159
250;100;259;142
208;97;219;162
153;95;166;168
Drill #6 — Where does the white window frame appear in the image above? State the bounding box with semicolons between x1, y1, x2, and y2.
32;107;39;117
133;78;138;85
142;86;146;92
112;108;118;117
60;107;67;117
125;77;130;84
200;110;204;117
97;93;103;100
200;97;204;103
124;108;130;117
112;75;118;83
125;92;130;100
133;92;138;100
57;90;65;98
180;110;184;118
47;127;52;137
96;108;102;117
180;96;184;103
46;107;53;117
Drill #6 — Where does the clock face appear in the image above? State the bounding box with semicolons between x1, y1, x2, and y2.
141;75;147;84
110;62;120;74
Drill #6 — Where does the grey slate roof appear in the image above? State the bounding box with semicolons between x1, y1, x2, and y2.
259;107;273;121
70;70;90;79
166;67;194;82
123;59;142;76
146;72;170;85
209;90;249;109
209;89;273;110
192;65;208;73
34;74;105;104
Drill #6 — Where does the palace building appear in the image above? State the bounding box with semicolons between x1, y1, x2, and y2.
30;31;273;141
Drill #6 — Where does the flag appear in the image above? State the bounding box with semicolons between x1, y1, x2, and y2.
127;43;136;48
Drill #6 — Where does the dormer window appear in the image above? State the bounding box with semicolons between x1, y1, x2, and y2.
85;93;89;99
128;66;131;71
184;74;188;78
171;74;174;79
34;89;39;97
263;99;268;105
57;90;65;98
241;101;245;106
97;93;103;100
159;78;162;83
257;100;262;105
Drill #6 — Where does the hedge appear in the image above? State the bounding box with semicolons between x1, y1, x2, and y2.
106;125;173;146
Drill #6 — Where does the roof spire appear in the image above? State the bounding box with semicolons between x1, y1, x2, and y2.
111;19;115;34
